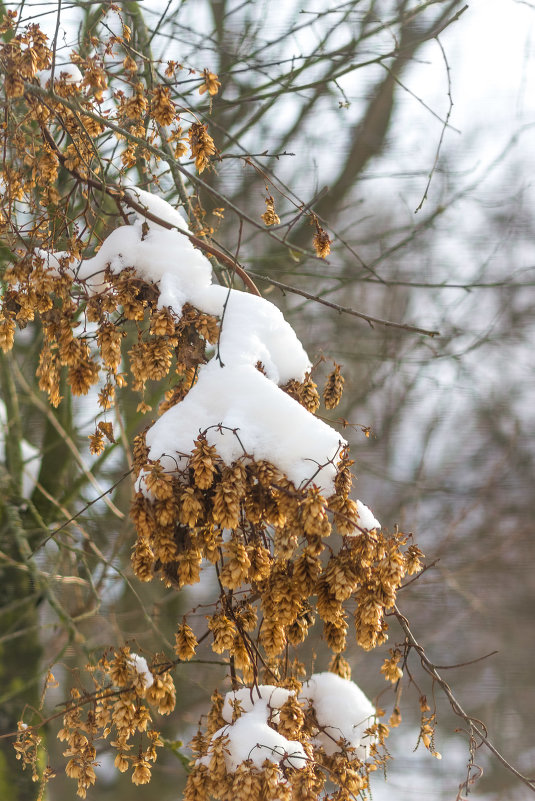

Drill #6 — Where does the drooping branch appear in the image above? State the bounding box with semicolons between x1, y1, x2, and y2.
394;605;535;793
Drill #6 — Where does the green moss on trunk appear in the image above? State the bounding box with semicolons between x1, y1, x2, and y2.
0;499;44;801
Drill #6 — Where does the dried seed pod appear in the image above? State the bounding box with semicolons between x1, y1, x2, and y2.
261;194;280;226
323;363;344;410
312;222;332;259
190;435;218;490
175;621;198;661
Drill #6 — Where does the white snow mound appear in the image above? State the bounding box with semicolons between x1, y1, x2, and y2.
204;674;376;773
222;685;296;723
141;361;345;495
355;500;381;532
41;188;377;509
300;672;376;758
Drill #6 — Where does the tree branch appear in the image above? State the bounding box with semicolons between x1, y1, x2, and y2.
248;271;440;337
394;605;535;793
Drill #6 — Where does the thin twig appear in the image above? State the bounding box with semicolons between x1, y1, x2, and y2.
394;605;535;793
13;363;125;519
49;0;62;86
431;651;499;671
37;123;262;296
124;191;261;296
248;271;440;337
30;470;133;556
414;36;454;213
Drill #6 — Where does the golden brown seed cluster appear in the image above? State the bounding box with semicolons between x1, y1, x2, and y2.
261;194;281;226
188;122;217;173
324;363;345;410
0;20;51;98
0;251;218;428
381;648;404;683
13;721;51;788
0;7;219;274
199;69;222;97
282;372;321;413
128;404;422;795
16;652;175;798
131;426;420;679
312;219;332;259
0;15;220;419
55;649;173;797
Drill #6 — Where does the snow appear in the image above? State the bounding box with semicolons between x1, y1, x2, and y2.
73;223;213;299
43;187;373;496
125;187;190;231
71;188;310;383
205;286;310;384
204;674;376;773
206;684;306;772
222;685;295;723
209;702;307;771
142;360;345;494
355;500;381;532
38;64;83;86
55;188;310;383
118;192;343;493
128;653;154;688
300;672;376;758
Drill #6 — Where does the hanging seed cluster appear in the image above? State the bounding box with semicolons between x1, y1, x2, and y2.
0;251;219;436
129;380;423;799
0;7;217;175
51;649;174;797
15;650;177;798
0;7;224;445
0;5;221;320
132;440;422;670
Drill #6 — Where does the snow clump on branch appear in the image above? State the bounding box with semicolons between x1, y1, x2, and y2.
60;186;348;494
202;674;376;774
128;653;154;689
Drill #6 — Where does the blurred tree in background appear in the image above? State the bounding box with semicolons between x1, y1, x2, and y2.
1;1;534;800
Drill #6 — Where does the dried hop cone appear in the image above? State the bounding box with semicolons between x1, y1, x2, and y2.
175;621;198;661
324;363;344;409
312;221;332;259
261;194;280;226
188;122;216;173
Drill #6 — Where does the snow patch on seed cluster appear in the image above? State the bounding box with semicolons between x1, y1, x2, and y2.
128;653;154;689
124;189;345;493
45;188;381;496
204;674;376;774
300;672;376;758
355;500;381;532
143;361;345;493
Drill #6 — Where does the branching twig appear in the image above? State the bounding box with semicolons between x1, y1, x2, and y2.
248;271;440;337
414;36;454;213
13;363;125;520
394;605;535;793
30;470;133;556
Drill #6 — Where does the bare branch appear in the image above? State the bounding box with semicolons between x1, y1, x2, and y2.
248;271;440;337
395;606;535;793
